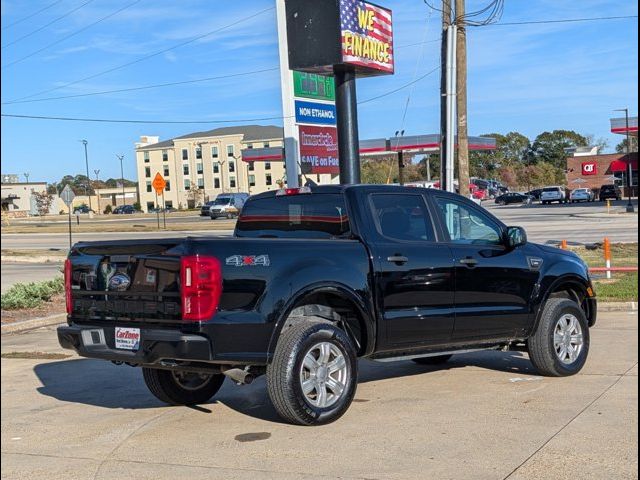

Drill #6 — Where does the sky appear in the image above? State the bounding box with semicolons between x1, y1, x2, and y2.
1;0;638;184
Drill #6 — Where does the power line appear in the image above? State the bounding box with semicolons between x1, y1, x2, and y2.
1;67;280;105
359;65;440;104
1;66;442;124
2;0;143;69
1;0;97;49
482;14;638;26
5;6;275;103
1;0;65;31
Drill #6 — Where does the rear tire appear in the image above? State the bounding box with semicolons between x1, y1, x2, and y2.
528;298;589;377
267;318;358;426
142;368;225;405
412;354;453;365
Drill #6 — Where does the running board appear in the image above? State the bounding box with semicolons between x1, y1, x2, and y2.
371;347;499;363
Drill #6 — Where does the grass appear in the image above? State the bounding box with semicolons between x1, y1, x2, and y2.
1;278;65;310
568;243;638;302
1;219;235;234
1;351;71;360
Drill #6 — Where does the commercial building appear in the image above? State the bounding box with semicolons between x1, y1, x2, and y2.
566;115;638;196
1;177;48;216
135;125;332;212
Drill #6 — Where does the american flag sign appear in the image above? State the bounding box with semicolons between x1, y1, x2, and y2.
340;0;394;74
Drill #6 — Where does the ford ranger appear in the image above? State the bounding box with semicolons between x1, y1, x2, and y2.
58;185;596;425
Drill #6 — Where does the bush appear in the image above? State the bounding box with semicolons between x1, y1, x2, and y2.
103;204;112;214
133;202;141;211
1;278;64;310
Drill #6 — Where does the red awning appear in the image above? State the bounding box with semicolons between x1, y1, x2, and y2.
609;158;638;172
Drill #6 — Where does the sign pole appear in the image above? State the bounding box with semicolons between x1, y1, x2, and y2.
68;208;72;249
154;191;160;230
162;192;167;229
334;67;361;184
276;0;300;188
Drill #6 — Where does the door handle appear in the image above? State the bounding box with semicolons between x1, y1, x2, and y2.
459;257;478;267
387;255;409;264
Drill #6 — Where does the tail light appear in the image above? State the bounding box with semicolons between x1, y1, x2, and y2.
180;255;222;322
64;258;73;314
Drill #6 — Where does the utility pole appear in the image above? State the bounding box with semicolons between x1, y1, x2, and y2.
439;0;452;191
80;140;93;212
94;169;100;214
116;154;125;206
23;173;30;182
456;0;470;197
615;108;635;213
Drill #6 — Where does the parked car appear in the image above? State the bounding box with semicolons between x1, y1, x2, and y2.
73;205;94;214
495;192;533;205
58;184;596;426
150;206;176;213
598;184;622;202
540;186;570;205
525;188;543;201
209;192;250;219
570;188;595;203
200;201;216;216
112;205;138;214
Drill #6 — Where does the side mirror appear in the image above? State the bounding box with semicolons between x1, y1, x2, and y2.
506;226;527;249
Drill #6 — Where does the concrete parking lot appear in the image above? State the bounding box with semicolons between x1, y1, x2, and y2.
1;310;637;480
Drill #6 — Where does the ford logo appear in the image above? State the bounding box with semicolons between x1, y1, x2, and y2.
108;273;131;291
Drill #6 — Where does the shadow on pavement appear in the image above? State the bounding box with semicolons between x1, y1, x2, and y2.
33;350;537;423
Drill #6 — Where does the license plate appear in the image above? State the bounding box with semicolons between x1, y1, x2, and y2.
115;327;140;351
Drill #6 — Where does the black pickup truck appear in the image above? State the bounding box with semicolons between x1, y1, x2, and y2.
58;185;597;425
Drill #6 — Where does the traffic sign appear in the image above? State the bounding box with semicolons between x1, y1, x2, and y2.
60;185;75;206
152;173;166;194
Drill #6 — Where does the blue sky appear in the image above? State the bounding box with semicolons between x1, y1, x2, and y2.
1;0;638;183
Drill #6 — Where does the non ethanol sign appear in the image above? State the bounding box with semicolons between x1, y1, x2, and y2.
294;100;337;126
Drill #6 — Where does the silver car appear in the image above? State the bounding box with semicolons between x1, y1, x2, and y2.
570;188;595;203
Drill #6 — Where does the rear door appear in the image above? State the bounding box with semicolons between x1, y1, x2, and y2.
430;194;537;341
364;191;455;350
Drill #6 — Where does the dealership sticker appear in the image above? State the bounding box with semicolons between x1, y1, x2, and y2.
115;327;140;351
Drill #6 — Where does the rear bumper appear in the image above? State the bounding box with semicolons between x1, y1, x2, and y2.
57;324;213;365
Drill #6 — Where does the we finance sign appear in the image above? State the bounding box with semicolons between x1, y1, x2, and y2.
340;0;394;74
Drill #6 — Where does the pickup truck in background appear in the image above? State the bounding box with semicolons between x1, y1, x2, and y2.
58;185;597;425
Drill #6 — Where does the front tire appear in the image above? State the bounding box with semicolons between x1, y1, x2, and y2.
142;368;225;405
267;319;358;426
528;298;589;377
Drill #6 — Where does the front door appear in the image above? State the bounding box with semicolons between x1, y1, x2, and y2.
367;192;455;350
431;195;537;341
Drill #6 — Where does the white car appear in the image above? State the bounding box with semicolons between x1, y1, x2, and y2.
540;186;569;205
570;188;595;203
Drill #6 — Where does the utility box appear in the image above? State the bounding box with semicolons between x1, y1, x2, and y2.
285;0;394;77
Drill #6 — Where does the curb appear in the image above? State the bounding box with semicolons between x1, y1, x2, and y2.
597;302;638;312
1;313;67;334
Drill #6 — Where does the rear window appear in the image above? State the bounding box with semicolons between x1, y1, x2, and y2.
235;194;350;239
542;187;560;192
601;185;615;191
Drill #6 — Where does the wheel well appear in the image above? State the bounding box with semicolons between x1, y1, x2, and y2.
285;292;369;356
547;282;594;326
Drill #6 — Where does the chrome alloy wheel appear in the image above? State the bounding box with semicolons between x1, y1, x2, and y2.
553;314;584;365
299;342;349;408
171;371;213;390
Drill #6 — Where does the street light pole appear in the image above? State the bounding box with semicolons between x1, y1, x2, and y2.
116;154;125;206
94;169;100;214
615;108;635;213
80;140;92;212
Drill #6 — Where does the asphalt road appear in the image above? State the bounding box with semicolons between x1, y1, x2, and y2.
1;310;636;480
1;263;63;293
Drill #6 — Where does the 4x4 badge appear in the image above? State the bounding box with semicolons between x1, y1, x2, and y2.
226;255;270;267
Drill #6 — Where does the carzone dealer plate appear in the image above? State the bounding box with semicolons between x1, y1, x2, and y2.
115;327;140;351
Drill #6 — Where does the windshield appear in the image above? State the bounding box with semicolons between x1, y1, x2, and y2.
214;198;231;205
575;189;588;193
542;187;560;193
236;194;350;239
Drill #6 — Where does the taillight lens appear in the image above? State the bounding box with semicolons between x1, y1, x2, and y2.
64;258;73;314
180;255;222;322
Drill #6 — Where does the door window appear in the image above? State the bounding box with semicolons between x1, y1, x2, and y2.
435;197;502;245
370;194;435;242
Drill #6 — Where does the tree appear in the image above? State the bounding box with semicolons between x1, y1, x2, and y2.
32;191;54;217
585;134;609;154
616;137;638;154
530;130;588;168
186;185;205;207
